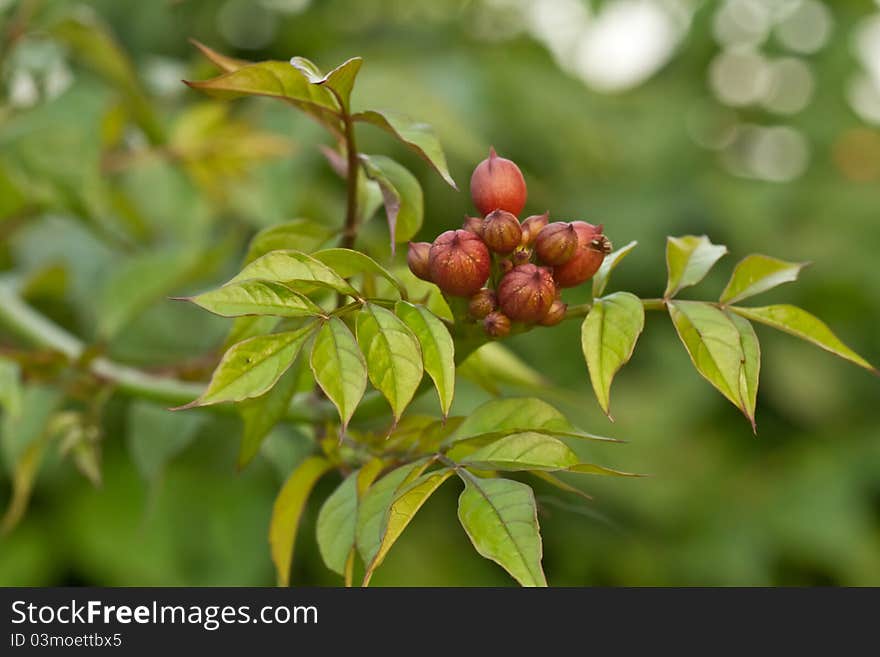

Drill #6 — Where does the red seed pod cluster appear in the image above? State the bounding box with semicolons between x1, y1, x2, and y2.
407;148;612;338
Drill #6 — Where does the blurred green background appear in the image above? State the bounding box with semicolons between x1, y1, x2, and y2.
2;0;879;586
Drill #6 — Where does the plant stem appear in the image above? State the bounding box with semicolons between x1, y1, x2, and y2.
641;298;667;311
340;112;360;251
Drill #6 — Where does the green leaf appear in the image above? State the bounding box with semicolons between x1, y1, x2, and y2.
593;240;637;297
316;460;385;578
190;39;250;72
725;310;760;431
310;318;368;431
312;248;406;297
1;432;50;536
0;358;22;419
363;468;455;583
353;110;457;189
293;57;363;114
567;463;644;477
127;401;206;481
184;61;340;128
223;316;280;350
185;280;325;318
457;474;546;587
720;254;808;305
453;397;606;443
458;343;547;394
356;460;430;569
236;365;300;470
667;300;753;423
269;455;333;586
361;155;424;252
581;292;645;418
178;324;316;408
231;250;359;297
729;305;877;374
530;471;593;501
356;304;423;423
244;219;335;265
460;432;580;472
395;302;455;418
664;235;728;298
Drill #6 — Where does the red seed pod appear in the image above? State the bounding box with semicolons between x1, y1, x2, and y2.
470;147;527;216
552;222;611;288
482;209;522;254
520;212;549;246
535;222;578;266
539;299;567;326
407;242;432;281
428;229;491;297
468;287;497;319
462;215;485;237
497;263;557;323
483;311;511;338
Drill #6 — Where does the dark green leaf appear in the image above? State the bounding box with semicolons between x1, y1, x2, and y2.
127;401;205;481
361;155;424;252
237;365;300;470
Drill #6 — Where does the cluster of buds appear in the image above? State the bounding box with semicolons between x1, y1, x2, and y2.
408;148;611;338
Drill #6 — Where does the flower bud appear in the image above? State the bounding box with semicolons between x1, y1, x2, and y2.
552;222;610;288
497;263;556;323
428;229;491;297
499;259;514;275
462;215;485;237
483;311;511;338
520;212;549;246
407;242;432;281
539;299;567;326
482;209;522;254
512;247;531;266
470;147;527;216
535;222;578;266
469;287;497;319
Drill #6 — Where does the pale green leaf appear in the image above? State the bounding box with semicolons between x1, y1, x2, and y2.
729;305;877;374
298;57;362;114
665;235;728;298
361;155;424;251
0;358;22;419
356;460;430;568
720;254;807;305
231;250;359;297
593;240;637;297
269;456;333;586
725;310;760;431
179;324;315;408
1;433;49;535
353;109;457;189
567;463;644;477
186;280;324;318
457;474;546;587
581;292;645;418
244;219;335;265
460;432;580;472
356;304;423;423
310;318;368;430
395;302;455;418
667;300;752;422
363;468;455;583
312;248;405;297
190;39;251;72
237;365;300;469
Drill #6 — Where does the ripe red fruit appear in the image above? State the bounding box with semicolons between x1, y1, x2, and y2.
470;147;527;216
483;311;511;338
539;299;567;326
520;212;549;246
482;209;522;254
462;215;485;237
552;222;611;288
469;288;497;319
497;263;556;323
535;222;578;266
428;229;491;297
407;242;432;281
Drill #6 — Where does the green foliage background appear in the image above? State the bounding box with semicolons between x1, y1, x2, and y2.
1;0;879;586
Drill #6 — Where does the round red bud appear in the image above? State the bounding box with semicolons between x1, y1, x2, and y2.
552;222;610;288
468;288;497;319
482;209;522;254
535;222;578;266
407;242;432;281
497;263;557;323
539;299;567;326
520;212;549;246
483;311;511;338
462;215;485;237
428;229;491;297
470;147;527;216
